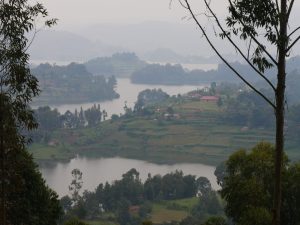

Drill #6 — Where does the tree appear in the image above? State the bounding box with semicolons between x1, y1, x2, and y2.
63;217;88;225
6;150;62;225
201;217;228;225
0;0;57;224
196;177;212;196
84;104;102;127
177;0;299;224
69;169;83;205
218;142;300;225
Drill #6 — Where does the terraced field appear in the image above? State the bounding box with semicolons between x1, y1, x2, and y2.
29;99;300;166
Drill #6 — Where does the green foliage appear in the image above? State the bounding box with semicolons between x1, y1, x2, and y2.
63;169;205;224
201;216;228;225
144;171;198;201
196;177;212;196
219;142;300;225
63;217;88;225
221;90;274;128
84;104;102;127
0;0;60;224
142;220;153;225
69;169;83;204
220;142;275;224
6;149;62;225
131;63;187;85
134;88;169;114
61;195;73;212
192;191;224;221
225;0;278;72
85;52;146;78
282;163;300;224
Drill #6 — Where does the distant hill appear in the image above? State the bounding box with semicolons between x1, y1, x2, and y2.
28;30;125;62
142;48;242;64
73;21;234;57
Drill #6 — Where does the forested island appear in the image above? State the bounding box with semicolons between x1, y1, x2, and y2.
31;63;119;105
131;56;300;85
85;52;147;78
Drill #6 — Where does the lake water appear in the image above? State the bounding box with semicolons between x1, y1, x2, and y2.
39;78;214;197
50;78;205;116
41;157;218;197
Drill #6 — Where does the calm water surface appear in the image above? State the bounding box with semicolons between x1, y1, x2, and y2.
50;78;205;116
41;157;218;197
39;78;214;197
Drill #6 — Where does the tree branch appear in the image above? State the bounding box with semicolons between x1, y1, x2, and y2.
203;0;276;92
275;0;280;14
228;0;278;66
183;0;276;109
288;26;300;38
286;35;300;53
287;0;295;19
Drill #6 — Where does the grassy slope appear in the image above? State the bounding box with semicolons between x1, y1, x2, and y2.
29;100;300;166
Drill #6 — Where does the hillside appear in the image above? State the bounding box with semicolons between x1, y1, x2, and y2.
29;98;300;166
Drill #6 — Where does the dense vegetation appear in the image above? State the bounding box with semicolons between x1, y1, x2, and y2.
131;57;300;87
0;0;62;224
29;85;300;165
60;169;222;225
85;52;147;78
31;63;119;105
59;142;300;225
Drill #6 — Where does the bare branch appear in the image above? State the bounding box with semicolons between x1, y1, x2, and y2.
228;0;278;66
288;26;300;38
203;0;276;92
287;0;295;19
183;0;276;109
286;35;300;53
178;0;188;9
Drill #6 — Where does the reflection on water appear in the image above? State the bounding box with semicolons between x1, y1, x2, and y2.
41;157;218;197
49;78;205;116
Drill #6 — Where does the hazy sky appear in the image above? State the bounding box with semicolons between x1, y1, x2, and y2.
33;0;300;57
38;0;230;28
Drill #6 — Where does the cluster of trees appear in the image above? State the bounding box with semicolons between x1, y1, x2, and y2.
217;142;300;225
60;169;219;225
84;52;147;78
31;105;107;142
220;90;275;128
32;63;119;104
220;89;300;132
134;89;170;114
155;142;300;225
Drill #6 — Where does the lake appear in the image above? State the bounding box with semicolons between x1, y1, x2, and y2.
39;78;213;197
41;157;218;197
50;78;205;116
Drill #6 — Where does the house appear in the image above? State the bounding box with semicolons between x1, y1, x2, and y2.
129;205;140;214
200;96;219;102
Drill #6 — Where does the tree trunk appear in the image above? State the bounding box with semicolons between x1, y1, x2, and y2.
0;97;5;225
273;1;287;224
